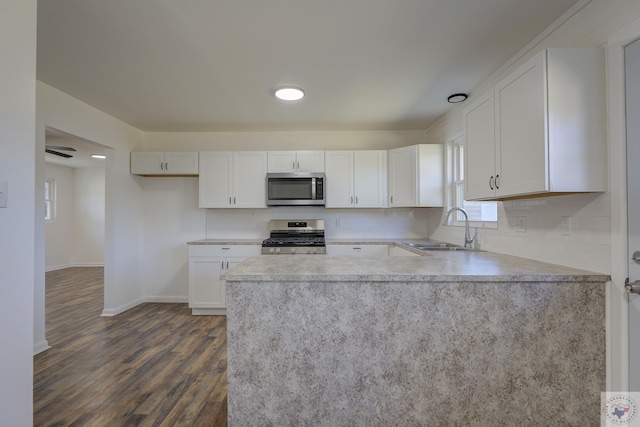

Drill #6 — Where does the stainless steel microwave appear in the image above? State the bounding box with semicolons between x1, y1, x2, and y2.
266;173;325;206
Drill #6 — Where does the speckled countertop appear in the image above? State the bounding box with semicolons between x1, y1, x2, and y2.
222;250;609;282
188;238;609;282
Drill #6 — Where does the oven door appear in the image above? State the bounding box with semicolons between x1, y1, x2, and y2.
266;173;325;206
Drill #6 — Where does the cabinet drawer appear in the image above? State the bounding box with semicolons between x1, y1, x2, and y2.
188;245;260;257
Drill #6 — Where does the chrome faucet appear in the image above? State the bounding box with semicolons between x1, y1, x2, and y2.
443;207;474;248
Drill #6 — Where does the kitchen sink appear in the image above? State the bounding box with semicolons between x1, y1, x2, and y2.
402;242;484;252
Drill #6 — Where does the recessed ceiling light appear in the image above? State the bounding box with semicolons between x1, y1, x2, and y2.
91;154;106;159
275;87;305;101
447;93;468;103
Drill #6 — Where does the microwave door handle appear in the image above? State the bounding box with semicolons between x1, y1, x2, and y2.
311;177;316;200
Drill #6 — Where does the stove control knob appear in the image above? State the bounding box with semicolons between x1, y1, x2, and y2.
291;248;296;254
275;248;280;253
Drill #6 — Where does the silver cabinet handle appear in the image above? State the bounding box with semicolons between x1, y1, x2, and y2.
489;176;494;190
160;162;164;171
229;197;232;205
495;174;500;189
350;196;353;204
165;162;168;171
297;161;300;170
226;261;229;269
355;196;358;205
633;251;640;263
233;197;236;204
390;196;394;204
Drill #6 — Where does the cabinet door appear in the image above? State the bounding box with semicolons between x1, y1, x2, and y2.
495;52;547;197
296;151;325;172
189;256;225;309
463;91;496;200
164;152;199;175
234;152;267;208
267;151;296;172
325;151;354;207
130;152;164;175
354;151;387;208
388;146;416;207
199;152;233;208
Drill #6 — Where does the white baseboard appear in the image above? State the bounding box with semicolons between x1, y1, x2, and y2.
33;340;51;355
45;263;74;272
101;297;144;317
144;296;188;303
101;296;187;316
45;263;104;272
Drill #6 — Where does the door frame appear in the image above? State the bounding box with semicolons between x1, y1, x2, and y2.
607;17;640;391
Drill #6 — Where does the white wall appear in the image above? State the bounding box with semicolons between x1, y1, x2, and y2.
425;0;640;274
141;177;204;301
44;163;74;270
142;129;427;151
35;81;146;346
74;167;105;266
0;1;36;425
44;164;105;270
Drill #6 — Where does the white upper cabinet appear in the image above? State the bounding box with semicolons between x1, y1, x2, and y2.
464;48;607;201
131;151;199;175
388;144;443;207
199;151;267;208
463;91;496;200
325;150;387;208
267;151;325;173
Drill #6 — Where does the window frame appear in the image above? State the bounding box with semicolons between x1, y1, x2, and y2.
446;134;497;229
44;179;56;222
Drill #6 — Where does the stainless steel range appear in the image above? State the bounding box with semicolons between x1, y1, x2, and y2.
261;219;326;254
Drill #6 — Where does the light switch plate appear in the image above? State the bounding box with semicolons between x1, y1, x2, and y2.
0;180;7;208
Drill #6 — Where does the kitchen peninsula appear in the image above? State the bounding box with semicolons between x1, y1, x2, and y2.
223;249;608;426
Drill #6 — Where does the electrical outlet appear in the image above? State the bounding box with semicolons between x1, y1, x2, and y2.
560;216;571;235
515;216;526;233
0;180;7;208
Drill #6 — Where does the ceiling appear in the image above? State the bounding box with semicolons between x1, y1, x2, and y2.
45;128;106;169
37;0;580;133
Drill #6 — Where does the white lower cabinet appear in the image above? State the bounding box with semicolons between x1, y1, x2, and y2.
326;244;389;256
188;245;259;315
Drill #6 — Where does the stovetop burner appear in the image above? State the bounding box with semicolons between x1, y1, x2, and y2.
262;220;326;254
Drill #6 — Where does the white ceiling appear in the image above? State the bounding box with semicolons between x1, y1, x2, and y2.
45;128;106;169
37;0;580;132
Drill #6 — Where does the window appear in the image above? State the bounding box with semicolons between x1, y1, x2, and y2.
44;179;55;221
448;135;497;227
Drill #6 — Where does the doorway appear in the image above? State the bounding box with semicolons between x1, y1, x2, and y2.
43;127;108;343
627;37;640;390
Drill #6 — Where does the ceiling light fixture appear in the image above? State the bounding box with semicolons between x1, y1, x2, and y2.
91;154;106;159
447;93;468;103
275;87;305;101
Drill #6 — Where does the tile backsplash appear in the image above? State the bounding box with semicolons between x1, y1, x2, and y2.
428;192;611;273
205;207;430;240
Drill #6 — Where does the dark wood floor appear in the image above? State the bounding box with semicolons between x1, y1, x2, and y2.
34;267;228;426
